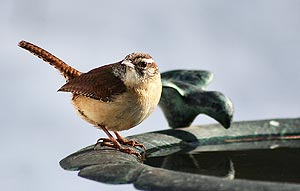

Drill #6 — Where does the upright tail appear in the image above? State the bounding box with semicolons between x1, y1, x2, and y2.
18;40;81;81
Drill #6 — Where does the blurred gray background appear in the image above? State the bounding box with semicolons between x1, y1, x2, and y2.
1;0;300;190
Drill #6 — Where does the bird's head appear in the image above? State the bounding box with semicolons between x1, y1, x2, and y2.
119;52;160;86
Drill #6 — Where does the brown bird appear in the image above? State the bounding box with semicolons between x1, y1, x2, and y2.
18;40;162;159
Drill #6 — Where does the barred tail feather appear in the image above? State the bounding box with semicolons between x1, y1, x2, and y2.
18;40;81;81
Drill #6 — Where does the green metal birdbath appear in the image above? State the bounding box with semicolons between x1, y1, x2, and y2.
60;118;300;191
59;70;300;190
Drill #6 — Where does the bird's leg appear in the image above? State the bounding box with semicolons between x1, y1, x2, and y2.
114;131;146;152
94;125;143;160
94;127;115;148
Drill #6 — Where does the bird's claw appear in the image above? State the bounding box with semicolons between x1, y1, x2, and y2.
94;137;145;161
117;138;146;151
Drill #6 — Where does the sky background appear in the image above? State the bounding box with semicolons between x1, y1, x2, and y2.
1;0;300;191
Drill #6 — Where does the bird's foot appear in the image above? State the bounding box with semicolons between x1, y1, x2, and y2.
94;137;144;161
96;136;146;152
117;138;146;152
102;141;144;160
95;137;111;145
114;131;146;152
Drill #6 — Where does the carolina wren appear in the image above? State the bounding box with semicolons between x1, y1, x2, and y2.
18;40;162;159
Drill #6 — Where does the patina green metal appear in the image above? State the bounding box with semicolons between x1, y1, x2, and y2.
60;118;300;191
159;70;234;128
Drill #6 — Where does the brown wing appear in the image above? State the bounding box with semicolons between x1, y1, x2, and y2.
58;63;127;102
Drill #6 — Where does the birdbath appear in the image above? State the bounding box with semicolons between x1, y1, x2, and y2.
59;70;300;191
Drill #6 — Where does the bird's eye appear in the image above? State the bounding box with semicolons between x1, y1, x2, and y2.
138;61;147;68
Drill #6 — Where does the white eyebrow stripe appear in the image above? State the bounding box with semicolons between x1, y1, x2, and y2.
121;60;135;68
142;58;154;63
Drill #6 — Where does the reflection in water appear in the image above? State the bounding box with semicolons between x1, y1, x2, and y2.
145;148;300;183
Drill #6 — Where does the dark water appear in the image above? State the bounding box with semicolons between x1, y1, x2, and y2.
145;148;300;183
